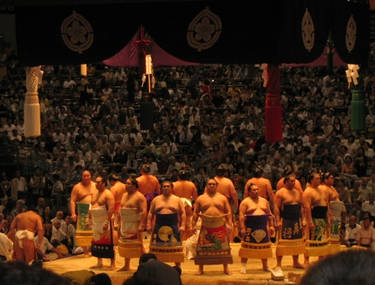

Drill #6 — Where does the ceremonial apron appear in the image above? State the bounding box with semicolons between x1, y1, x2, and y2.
195;214;233;266
118;208;143;258
276;204;305;256
90;206;114;258
149;212;184;263
329;200;345;254
75;202;92;247
305;206;330;257
239;214;273;259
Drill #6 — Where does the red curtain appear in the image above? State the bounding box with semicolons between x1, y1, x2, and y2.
265;64;282;143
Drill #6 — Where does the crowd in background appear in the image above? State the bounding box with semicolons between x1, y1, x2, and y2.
1;36;375;254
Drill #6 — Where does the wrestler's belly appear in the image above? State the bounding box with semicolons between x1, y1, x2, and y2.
246;209;266;216
157;209;176;214
78;198;91;205
202;207;224;217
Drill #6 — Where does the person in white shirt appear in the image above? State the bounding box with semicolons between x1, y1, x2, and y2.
34;235;63;261
51;210;67;234
10;170;27;201
50;220;68;248
357;213;375;248
361;194;375;221
0;232;13;261
345;215;361;247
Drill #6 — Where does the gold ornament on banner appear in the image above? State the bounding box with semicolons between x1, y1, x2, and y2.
187;7;222;52
346;15;357;53
301;8;315;52
61;11;94;54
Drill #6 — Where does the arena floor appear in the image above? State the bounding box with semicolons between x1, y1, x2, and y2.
44;243;316;285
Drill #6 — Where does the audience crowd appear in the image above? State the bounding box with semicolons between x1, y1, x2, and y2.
1;37;375;259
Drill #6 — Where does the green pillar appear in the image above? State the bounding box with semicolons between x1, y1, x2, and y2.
351;88;365;130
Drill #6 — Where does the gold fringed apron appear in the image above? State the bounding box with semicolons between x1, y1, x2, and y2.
149;212;184;263
305;206;330;257
195;214;233;265
276;204;305;256
118;208;143;258
75;202;92;247
329;201;345;254
90;206;114;258
239;214;272;259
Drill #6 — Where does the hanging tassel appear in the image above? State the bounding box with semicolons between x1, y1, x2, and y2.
24;92;41;137
351;88;365;131
346;64;364;131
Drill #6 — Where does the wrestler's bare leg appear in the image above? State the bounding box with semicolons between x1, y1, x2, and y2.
304;254;310;265
113;230;119;246
240;258;247;274
261;259;269;271
23;239;35;265
138;233;146;254
91;258;103;268
223;264;231;275
110;258;116;270
14;240;25;262
83;246;90;257
196;265;204;275
292;255;305;269
118;258;131;271
275;255;283;268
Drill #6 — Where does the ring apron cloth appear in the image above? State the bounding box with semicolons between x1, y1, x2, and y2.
149;212;184;263
239;214;272;259
276;204;305;256
329;200;345;254
305;206;330;257
195;214;233;265
91;205;114;258
75;202;92;247
118;208;143;258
